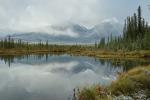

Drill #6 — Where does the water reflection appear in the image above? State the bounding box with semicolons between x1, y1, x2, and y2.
0;54;149;71
0;54;149;100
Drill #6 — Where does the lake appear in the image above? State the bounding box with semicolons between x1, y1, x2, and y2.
0;54;149;100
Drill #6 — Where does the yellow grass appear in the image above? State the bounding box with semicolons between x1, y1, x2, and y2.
77;65;150;100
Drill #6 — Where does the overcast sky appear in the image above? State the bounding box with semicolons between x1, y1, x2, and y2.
0;0;149;32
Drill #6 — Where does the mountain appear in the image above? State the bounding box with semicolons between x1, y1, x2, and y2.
3;21;123;44
92;21;123;38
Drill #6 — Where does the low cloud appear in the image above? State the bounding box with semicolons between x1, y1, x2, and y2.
0;0;101;32
0;0;149;37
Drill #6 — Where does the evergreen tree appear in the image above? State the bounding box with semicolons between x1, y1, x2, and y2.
98;37;105;48
100;6;149;51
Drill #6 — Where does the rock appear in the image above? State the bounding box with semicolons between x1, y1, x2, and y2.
133;90;147;100
114;95;134;100
144;70;150;76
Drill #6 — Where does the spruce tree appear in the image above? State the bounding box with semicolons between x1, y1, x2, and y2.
138;6;142;38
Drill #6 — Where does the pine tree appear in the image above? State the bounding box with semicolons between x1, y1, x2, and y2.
46;40;49;49
138;6;142;38
105;6;149;51
143;27;150;49
133;13;137;40
98;37;105;48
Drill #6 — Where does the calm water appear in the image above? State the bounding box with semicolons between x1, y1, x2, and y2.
0;54;149;100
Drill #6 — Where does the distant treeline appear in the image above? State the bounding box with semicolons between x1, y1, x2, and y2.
0;36;50;50
0;36;92;51
97;6;150;51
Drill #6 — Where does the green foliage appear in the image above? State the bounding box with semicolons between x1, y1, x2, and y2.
98;37;105;48
97;6;150;51
143;28;150;50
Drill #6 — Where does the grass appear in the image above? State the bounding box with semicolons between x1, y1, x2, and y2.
76;65;150;100
109;65;150;99
76;85;113;100
0;47;149;59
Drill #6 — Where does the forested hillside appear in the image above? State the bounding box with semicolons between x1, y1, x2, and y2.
98;6;150;51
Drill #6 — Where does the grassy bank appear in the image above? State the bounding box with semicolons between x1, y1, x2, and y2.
0;47;150;59
75;65;150;100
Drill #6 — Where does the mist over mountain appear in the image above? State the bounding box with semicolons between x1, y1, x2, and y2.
2;21;123;44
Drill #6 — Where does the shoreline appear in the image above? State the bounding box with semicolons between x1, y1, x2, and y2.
0;49;150;59
75;65;150;100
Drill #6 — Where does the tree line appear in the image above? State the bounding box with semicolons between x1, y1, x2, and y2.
0;36;51;50
0;36;91;51
97;6;150;51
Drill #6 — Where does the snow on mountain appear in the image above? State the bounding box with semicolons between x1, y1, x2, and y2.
2;21;123;44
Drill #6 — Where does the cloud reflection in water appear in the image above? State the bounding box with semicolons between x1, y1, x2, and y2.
0;55;123;100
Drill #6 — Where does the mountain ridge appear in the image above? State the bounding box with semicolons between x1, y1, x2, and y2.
2;21;123;44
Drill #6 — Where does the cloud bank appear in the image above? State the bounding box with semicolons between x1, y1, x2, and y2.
0;0;101;32
0;0;149;34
